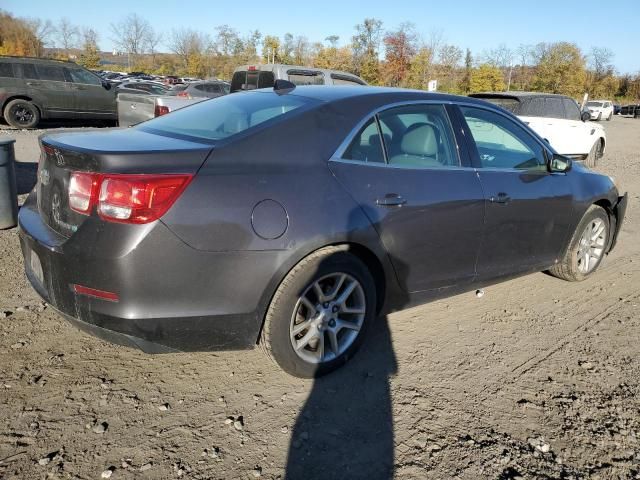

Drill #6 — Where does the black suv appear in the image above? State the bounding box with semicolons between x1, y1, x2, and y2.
0;56;117;128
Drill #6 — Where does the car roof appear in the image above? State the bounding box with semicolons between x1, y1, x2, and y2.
276;85;492;106
0;55;76;65
470;91;571;100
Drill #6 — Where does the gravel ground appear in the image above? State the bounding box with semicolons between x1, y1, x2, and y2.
0;117;639;479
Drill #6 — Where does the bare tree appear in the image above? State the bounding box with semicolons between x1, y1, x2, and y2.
81;27;99;48
56;17;79;54
25;18;55;54
589;47;614;78
168;28;209;67
325;35;339;48
110;13;151;67
145;29;163;67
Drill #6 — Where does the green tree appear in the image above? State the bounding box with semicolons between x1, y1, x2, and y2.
78;28;101;70
532;42;586;96
406;47;434;90
470;64;505;93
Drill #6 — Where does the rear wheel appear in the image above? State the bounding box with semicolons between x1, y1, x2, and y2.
260;246;376;378
548;205;609;282
3;99;40;129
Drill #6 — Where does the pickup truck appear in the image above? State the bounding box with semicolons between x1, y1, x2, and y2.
117;93;205;127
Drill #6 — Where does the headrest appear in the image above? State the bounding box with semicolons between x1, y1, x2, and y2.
400;123;438;157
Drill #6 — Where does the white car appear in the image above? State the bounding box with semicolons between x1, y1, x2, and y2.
470;92;607;167
586;100;614;121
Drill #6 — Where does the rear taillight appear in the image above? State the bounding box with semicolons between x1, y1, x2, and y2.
68;173;193;224
69;172;100;214
154;105;170;117
176;91;189;98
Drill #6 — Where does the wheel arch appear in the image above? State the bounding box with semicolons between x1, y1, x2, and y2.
254;241;390;345
2;96;43;120
592;198;617;252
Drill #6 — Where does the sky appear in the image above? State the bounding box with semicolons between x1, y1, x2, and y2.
4;0;639;73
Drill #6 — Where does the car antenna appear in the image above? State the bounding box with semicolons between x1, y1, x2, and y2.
273;79;296;95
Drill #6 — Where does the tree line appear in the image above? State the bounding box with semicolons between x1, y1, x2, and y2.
1;10;639;101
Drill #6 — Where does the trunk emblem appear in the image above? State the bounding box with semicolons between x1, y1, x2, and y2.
54;149;65;166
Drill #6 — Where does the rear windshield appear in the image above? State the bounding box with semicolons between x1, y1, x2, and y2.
476;97;520;113
138;91;318;141
586;101;603;107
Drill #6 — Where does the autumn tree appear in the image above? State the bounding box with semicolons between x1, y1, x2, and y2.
531;42;586;96
383;23;417;87
77;27;101;69
262;35;280;63
470;64;505;93
437;44;463;92
352;18;383;85
460;48;473;93
406;46;435;90
0;10;42;56
24;17;54;55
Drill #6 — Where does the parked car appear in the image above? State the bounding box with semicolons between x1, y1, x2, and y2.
116;92;204;127
116;81;170;96
19;86;627;377
230;64;366;93
620;104;640;117
613;104;621;115
0;56;117;128
168;80;230;99
470;92;607;167
585;100;614;121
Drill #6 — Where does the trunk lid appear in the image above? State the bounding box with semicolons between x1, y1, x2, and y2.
37;128;212;237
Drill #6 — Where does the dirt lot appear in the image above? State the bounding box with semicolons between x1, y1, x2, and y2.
0;117;639;480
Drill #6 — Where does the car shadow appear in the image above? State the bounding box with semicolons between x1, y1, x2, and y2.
285;206;410;479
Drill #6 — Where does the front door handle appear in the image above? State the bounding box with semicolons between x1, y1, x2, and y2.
26;82;41;86
490;192;511;204
376;194;407;207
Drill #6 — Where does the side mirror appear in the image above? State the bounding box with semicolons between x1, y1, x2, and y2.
549;154;572;173
102;80;112;91
581;111;591;122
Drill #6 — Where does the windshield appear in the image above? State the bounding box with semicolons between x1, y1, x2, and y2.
138;91;318;141
587;102;603;107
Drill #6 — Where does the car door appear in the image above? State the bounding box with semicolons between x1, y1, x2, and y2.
457;105;575;279
64;67;116;117
329;103;485;292
28;63;75;116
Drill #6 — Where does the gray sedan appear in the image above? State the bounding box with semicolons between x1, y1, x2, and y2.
19;85;627;377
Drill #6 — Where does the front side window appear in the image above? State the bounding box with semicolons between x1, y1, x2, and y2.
563;98;581;121
36;65;66;82
544;98;565;119
139;91;317;141
460;106;546;171
67;68;101;85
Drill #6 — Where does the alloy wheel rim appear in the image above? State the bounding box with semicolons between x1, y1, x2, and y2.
576;218;606;274
11;106;33;125
289;272;366;364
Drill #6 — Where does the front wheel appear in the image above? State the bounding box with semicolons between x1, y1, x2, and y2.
585;140;602;168
606;112;612;121
4;99;40;129
548;205;609;282
260;246;376;378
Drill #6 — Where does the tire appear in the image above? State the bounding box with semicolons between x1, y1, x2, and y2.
260;246;377;378
3;99;40;129
606;112;612;121
548;205;609;282
597;112;602;121
584;140;601;168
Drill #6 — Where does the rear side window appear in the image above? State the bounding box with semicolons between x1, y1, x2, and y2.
288;70;324;86
342;118;385;163
15;63;38;79
36;65;65;82
0;63;15;78
139;91;317;141
476;97;520;114
523;98;546;117
230;72;245;92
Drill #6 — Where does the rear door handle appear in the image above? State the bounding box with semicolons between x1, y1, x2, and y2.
376;194;407;207
489;192;511;204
